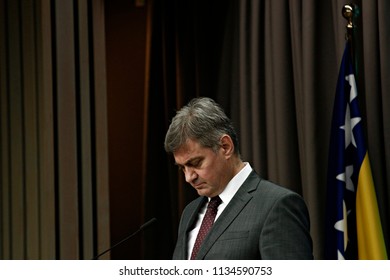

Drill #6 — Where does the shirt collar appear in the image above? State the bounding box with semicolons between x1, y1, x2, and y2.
217;162;252;205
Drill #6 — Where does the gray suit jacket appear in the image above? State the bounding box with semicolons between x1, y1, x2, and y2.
172;171;313;259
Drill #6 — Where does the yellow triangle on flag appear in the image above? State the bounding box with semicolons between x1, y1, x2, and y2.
356;153;388;259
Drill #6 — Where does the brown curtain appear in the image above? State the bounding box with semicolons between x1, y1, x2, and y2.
0;0;110;260
143;0;389;259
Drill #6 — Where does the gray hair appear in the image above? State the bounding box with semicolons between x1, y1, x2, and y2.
164;97;240;155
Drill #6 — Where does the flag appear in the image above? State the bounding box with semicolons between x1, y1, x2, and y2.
325;41;388;260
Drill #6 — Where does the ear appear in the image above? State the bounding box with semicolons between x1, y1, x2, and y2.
219;134;234;158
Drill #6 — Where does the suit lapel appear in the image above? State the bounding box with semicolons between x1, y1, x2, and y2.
195;171;260;259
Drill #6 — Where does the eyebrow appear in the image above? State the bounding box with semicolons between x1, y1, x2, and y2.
175;156;203;168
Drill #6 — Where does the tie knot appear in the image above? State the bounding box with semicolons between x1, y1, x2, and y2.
208;196;222;210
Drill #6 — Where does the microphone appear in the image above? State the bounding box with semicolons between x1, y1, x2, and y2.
93;217;157;259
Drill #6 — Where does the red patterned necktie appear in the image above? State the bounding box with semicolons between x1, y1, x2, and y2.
190;196;222;260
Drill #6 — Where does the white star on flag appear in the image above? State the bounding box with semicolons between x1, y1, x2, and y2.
336;165;355;192
340;103;361;148
334;200;349;259
345;74;358;102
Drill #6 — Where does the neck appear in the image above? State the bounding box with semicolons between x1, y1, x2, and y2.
232;158;245;176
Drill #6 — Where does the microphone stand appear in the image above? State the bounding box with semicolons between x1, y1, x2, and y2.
93;217;157;260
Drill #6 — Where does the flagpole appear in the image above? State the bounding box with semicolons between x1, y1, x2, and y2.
342;4;354;41
342;3;361;80
342;4;355;64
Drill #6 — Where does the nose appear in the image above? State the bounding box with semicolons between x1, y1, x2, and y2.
183;166;197;183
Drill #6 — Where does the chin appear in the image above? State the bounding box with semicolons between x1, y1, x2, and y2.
196;189;210;197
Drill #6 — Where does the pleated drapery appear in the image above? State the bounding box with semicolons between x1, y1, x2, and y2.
0;0;110;260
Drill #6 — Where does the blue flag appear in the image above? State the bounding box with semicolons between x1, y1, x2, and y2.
325;41;387;260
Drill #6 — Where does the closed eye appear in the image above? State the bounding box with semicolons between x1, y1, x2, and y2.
175;157;203;171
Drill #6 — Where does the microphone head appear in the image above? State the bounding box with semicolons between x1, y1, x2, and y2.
140;217;157;230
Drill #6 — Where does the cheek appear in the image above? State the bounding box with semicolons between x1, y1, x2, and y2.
196;169;210;181
200;160;224;185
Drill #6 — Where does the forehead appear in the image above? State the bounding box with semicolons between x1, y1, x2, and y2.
173;139;210;165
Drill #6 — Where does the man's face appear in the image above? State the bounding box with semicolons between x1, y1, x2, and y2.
173;138;232;198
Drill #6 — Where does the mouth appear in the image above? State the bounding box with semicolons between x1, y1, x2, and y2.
193;182;206;189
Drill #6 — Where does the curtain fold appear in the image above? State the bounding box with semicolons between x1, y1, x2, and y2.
0;0;110;260
361;0;390;247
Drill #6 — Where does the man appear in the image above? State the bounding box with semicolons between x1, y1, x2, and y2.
164;97;313;259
